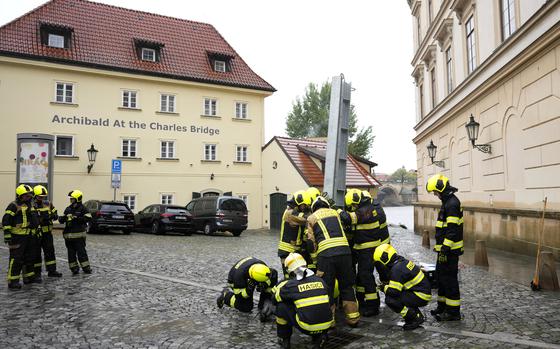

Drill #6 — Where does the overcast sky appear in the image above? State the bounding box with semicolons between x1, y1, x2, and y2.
1;0;416;174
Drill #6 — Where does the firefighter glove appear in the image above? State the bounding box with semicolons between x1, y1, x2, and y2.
247;279;257;291
440;245;451;254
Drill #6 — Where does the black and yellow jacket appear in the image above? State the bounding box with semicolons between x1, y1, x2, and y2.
306;208;350;258
347;202;390;250
274;272;334;332
434;193;464;255
383;256;432;302
2;199;39;240
278;208;306;258
227;257;278;298
34;199;58;234
58;202;91;239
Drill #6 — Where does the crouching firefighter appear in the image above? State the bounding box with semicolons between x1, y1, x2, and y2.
374;244;432;331
274;252;333;349
217;257;278;322
32;185;62;278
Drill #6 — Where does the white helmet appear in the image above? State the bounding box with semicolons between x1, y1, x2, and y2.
284;252;307;275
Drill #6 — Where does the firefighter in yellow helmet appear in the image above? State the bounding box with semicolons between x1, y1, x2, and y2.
374;244;431;330
274;253;332;349
306;187;321;202
306;195;360;327
217;257;278;322
58;190;92;275
2;184;40;289
426;174;463;321
32;185;62;278
278;191;310;278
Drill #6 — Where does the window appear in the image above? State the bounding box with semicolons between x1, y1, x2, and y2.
55;135;74;156
204;144;217;161
123;195;136;211
501;0;516;40
416;15;421;46
204;98;217;116
141;48;156;62
445;47;453;94
55;82;73;103
160;94;175;113
428;0;433;22
122;90;137;108
214;60;226;72
236;146;248;162
430;68;436;108
238;194;248;206
121;139;137;157
48;34;65;48
160;140;175;159
419;82;424;118
235;102;248;119
465;15;476;74
161;194;174;205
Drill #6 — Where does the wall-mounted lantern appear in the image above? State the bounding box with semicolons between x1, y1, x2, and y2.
465;114;492;153
427;140;445;168
86;144;98;174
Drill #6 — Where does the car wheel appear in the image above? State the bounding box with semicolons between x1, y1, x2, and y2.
203;223;214;236
232;230;243;237
86;221;95;234
152;221;163;235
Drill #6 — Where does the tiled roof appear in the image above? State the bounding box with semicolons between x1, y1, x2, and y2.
0;0;275;92
266;136;380;187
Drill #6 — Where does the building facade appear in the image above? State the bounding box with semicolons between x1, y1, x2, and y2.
0;0;274;229
408;0;560;257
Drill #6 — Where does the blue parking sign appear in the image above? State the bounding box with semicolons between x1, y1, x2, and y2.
112;159;122;174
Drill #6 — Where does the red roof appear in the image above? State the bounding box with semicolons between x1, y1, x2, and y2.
0;0;275;92
265;137;380;187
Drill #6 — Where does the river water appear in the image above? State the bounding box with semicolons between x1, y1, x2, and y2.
384;205;414;230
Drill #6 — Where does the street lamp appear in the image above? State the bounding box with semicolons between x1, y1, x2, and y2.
87;144;98;174
426;140;445;168
465;114;492;153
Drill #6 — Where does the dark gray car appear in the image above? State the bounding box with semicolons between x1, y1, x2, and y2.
185;196;248;236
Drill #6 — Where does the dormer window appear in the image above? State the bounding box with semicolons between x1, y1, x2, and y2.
40;22;73;49
141;48;156;62
214;60;226;72
207;51;234;73
48;34;65;48
134;38;164;63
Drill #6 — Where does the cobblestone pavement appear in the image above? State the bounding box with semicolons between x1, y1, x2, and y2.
1;228;560;348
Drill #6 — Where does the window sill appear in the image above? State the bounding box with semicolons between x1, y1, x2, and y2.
117;157;142;161
200;160;221;164
156;111;180;116
232;118;252;122
156;158;179;162
118;107;142;111
55;155;79;160
233;161;252;165
50;102;78;107
200;115;221;119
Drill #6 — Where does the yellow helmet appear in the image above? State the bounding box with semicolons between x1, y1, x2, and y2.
344;189;361;208
311;196;330;212
426;174;449;193
306;187;321;201
15;184;33;197
33;185;48;197
68;190;83;202
248;263;271;282
284;252;307;274
293;190;311;207
373;243;397;266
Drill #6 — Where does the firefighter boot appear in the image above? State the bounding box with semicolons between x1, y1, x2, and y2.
83;267;92;274
8;281;22;290
430;302;446;317
48;270;63;277
435;310;461;322
279;337;291;349
71;268;80;275
403;309;425;331
311;332;328;349
32;275;43;284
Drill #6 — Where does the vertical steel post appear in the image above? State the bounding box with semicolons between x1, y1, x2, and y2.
324;75;351;207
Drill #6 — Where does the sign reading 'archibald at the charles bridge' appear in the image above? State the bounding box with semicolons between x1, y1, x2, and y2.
51;114;221;136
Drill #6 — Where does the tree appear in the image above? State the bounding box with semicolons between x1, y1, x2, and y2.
390;166;417;184
285;81;375;159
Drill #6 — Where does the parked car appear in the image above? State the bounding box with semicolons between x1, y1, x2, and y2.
135;204;193;235
83;200;135;234
185;196;248;236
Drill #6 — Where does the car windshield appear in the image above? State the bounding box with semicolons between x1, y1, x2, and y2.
219;199;246;211
100;203;131;213
166;207;187;214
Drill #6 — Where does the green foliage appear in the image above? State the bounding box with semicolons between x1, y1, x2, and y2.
390;166;417;183
285;81;374;158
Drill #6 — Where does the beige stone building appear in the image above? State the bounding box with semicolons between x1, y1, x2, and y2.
408;0;560;257
0;0;274;229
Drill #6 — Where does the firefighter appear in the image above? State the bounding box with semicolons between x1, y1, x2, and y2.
341;189;390;317
426;174;463;321
306;187;321;202
374;243;431;330
277;192;308;278
32;185;62;278
306;195;360;327
58;190;92;275
216;257;278;322
274;252;333;349
2;184;39;289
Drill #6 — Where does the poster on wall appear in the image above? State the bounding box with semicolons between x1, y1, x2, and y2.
19;142;49;183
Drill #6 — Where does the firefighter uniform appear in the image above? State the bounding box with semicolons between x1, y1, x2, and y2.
427;174;463;321
375;244;431;330
58;190;92;274
2;185;39;288
219;257;278;313
278;205;306;278
307;196;360;327
33;186;62;277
